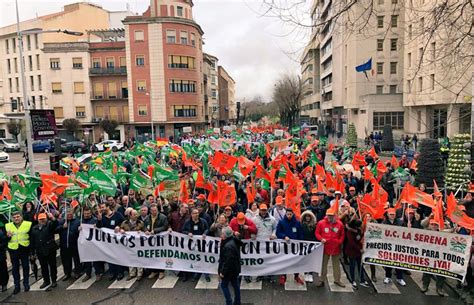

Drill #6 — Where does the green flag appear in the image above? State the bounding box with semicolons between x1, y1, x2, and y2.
89;170;117;196
63;185;84;198
154;165;179;182
130;170;149;191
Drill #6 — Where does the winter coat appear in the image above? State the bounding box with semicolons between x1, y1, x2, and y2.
269;206;286;223
0;230;7;261
229;217;257;240
382;218;404;227
344;227;363;258
301;211;317;241
276;216;304;240
315;217;345;255
218;237;242;280
57;218;81;249
148;213;169;234
182;218;209;235
252;213;277;239
81;216;97;225
97;211;125;229
168;211;189;232
306;202;329;223
121;219;145;232
30;220;58;257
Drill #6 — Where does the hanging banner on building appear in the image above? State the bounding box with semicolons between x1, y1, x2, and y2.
30;109;58;140
362;223;472;281
78;224;324;276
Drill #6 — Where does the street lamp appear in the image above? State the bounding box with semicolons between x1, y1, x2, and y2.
15;0;83;174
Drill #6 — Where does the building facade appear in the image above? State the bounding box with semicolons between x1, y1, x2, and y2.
203;52;219;126
217;66;236;125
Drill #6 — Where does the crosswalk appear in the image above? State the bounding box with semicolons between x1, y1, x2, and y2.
1;263;454;296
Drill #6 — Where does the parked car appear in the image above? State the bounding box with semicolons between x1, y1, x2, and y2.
61;141;87;153
307;125;319;137
0;151;9;162
94;140;123;152
32;140;54;153
0;138;20;152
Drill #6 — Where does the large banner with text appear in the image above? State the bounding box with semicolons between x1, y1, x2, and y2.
362;223;472;281
78;224;324;276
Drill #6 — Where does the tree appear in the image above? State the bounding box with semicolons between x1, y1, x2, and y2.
346;123;357;148
445;134;471;191
62;118;81;137
6;120;21;141
381;125;394;151
415;139;445;189
99;119;119;138
240;96;278;124
272;74;302;130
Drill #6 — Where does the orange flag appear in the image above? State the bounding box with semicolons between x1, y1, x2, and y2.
368;146;379;159
211;151;238;174
315;163;325;179
238;156;254;177
195;171;212;191
147;165;155;180
358;195;385;220
433;179;442;198
363;168;374;181
255;164;271;182
445;193;474;230
179;180;189;203
391;155;398;169
328;144;335;152
317;178;328;194
154;182;165;197
410;159;418;171
207;188;219;205
326;198;339;216
433;198;445;230
1;182;11;201
246;183;257;204
217;182;236;207
301;166;313;178
406;183;436;208
285;180;301;219
326;172;335;190
376;161;388;176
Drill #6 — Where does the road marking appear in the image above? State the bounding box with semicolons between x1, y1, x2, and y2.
410;271;448;296
67;273;96;290
364;265;400;294
108;277;137;289
30;266;65;291
327;260;352;292
152;272;179;288
195;274;219;289
240;278;262;290
284;273;307;291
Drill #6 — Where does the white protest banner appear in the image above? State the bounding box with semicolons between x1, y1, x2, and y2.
78;224;324;276
362;223;472;281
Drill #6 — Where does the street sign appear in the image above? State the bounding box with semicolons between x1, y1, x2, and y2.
30;109;57;140
183;126;192;133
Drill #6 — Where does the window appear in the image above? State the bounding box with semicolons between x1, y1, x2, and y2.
121;81;128;98
95;106;104;117
106;57;114;68
408;53;412;67
11;98;18;111
94;83;104;98
137;80;146;92
168;55;196;69
76;106;86;118
180;31;188;44
15;78;19;92
28;56;33;71
177;6;183;17
30;76;34;91
36;54;40;70
211;75;217;85
134;30;144;41
169;80;196;93
430;74;435;90
92;58;101;68
7;59;11;74
418;77;423;92
377;62;383;75
12;38;16;53
377;39;384;51
378;0;383;4
120;57;126;68
431;42;436;60
8;78;12;93
420;17;424;30
37;75;42;91
417;111;421;131
74;82;85;94
72;57;83;69
391;0;397;3
419;47;424;63
50;58;60;69
136;55;145;66
14;58;18;73
408;24;413;39
373;112;404;129
123;105;129;121
166;30;176;43
34;34;38;49
407;80;412;93
174;105;197;117
5;39;9;54
391;15;398;27
54;107;64;118
389;85;397;93
390;39;397;51
191;33;196;46
52;82;62;94
109;106;118;120
211;89;217;98
138;105;147;116
108;82;117;98
390;62;397;74
26;35;31;50
376;85;384;94
377;16;384;28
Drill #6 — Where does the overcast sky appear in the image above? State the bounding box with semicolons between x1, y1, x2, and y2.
0;0;310;102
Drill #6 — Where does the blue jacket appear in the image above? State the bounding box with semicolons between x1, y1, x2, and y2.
276;216;304;240
57;218;81;249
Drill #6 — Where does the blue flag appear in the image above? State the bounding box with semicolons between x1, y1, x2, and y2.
355;58;372;72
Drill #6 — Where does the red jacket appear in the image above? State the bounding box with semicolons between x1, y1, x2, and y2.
344;228;363;258
229;217;257;239
315;217;345;255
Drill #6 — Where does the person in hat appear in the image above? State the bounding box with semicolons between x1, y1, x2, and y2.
345;219;369;289
30;212;58;289
346;187;358;208
229;212;257;283
276;208;304;285
330;191;348;207
269;196;286;223
315;207;346;288
6;210;33;294
420;219;446;296
218;226;242;305
382;208;406;286
223;205;235;222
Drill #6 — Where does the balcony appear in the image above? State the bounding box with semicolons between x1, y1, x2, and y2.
204;95;209;102
91;90;128;101
89;67;127;76
92;114;129;123
203;74;208;83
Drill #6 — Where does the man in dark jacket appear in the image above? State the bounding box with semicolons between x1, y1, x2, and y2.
30;212;58;289
168;203;189;232
57;207;82;281
182;208;209;282
382;208;406;286
80;206;100;282
0;226;8;291
218;226;242;305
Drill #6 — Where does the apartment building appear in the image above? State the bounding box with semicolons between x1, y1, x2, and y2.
300;30;321;126
203;53;219;126
218;66;236;124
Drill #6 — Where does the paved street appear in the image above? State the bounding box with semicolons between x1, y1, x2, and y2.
0;152;52;176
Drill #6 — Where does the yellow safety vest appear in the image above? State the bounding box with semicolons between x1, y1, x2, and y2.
5;221;32;250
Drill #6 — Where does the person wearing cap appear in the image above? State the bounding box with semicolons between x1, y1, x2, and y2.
269;196;286;223
6;210;32;294
229;212;257;283
276;208;304;285
382;207;406;286
330;191;349;208
223;206;235;222
346;187;358;208
146;203;169;280
306;195;329;224
315;208;346;288
30;212;58;290
218;226;242;305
